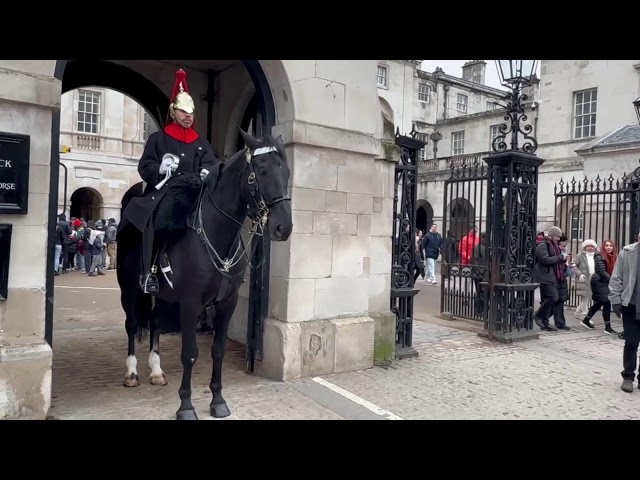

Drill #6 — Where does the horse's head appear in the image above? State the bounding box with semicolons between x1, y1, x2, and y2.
237;127;292;242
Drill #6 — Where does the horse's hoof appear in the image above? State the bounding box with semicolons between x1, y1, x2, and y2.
123;374;140;387
210;401;231;418
150;373;168;386
176;409;199;421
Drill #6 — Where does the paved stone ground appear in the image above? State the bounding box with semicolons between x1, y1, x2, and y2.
49;268;638;420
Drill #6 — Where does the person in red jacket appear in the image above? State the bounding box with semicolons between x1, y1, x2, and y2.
459;226;479;265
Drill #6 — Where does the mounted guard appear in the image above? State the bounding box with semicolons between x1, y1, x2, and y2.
121;68;219;295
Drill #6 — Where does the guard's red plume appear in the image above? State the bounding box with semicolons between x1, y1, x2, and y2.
169;69;189;103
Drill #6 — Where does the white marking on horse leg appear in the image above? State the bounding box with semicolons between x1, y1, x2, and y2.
149;350;168;386
126;355;138;376
123;355;140;387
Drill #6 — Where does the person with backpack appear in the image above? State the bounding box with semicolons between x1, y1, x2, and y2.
86;220;106;277
105;218;118;270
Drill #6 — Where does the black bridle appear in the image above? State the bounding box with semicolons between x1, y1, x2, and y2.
189;144;290;277
245;145;291;224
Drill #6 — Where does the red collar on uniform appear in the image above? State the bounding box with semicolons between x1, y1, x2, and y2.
164;122;199;144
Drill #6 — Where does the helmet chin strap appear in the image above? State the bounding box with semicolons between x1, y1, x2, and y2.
169;106;193;128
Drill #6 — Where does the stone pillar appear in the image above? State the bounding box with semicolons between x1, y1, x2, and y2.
0;61;59;419
479;151;544;343
256;60;390;380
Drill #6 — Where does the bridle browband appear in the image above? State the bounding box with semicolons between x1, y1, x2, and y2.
189;143;290;277
246;145;291;220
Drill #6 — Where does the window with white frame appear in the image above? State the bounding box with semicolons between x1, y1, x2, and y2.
143;111;149;141
416;133;428;162
574;88;597;139
142;111;159;141
486;101;498;110
76;90;100;134
489;124;502;149
377;65;387;87
570;206;583;241
418;84;430;103
452;131;465;156
456;94;468;113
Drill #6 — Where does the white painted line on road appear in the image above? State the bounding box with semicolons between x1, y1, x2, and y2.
311;377;404;420
55;285;121;291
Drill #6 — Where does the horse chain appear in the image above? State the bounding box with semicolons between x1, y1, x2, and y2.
196;195;267;276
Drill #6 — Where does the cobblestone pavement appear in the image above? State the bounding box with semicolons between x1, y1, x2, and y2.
51;269;638;420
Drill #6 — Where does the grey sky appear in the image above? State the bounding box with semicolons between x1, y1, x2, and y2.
420;60;541;91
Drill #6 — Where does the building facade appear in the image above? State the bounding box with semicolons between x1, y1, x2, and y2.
385;60;640;245
58;88;159;222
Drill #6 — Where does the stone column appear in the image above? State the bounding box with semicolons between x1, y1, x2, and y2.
0;61;60;419
257;60;392;380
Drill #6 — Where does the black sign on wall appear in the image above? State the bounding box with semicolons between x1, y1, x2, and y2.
0;132;30;215
0;224;12;301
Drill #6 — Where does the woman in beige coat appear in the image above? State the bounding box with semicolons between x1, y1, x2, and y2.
572;239;598;322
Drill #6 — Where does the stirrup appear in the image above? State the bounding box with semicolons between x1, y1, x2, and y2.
140;271;160;296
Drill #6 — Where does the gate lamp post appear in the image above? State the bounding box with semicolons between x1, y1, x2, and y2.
634;97;640;124
492;60;539;154
480;59;544;344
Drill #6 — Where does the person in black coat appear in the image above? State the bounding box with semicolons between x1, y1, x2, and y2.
121;69;219;295
422;224;443;284
580;239;618;334
532;226;570;331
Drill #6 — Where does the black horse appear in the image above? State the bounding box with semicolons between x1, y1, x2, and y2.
116;128;292;420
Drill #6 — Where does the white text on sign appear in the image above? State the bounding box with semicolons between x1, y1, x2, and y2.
0;160;12;168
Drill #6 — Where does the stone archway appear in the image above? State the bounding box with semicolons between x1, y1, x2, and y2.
447;197;476;240
70;187;103;222
416;199;434;234
47;59;287;372
2;59;394;419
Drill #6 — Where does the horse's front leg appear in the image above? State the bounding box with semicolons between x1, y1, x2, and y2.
209;292;238;418
148;321;168;386
176;298;200;420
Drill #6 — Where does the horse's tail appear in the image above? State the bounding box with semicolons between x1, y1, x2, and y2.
116;219;152;343
135;293;152;343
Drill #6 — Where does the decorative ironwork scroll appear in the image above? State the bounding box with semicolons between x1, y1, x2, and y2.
391;124;426;357
491;85;538;155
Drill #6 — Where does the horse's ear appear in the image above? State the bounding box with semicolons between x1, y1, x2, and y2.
237;126;261;150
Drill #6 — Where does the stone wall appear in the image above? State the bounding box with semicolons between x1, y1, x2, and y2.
0;61;59;418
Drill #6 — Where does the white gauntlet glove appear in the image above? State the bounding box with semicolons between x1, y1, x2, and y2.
159;154;180;175
200;169;210;181
579;274;586;282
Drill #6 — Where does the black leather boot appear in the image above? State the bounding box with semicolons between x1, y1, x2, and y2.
139;221;159;296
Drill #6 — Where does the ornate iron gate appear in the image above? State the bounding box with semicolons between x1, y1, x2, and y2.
391;126;426;358
554;165;640;308
440;155;489;321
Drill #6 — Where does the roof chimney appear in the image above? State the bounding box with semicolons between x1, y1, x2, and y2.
461;60;486;85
